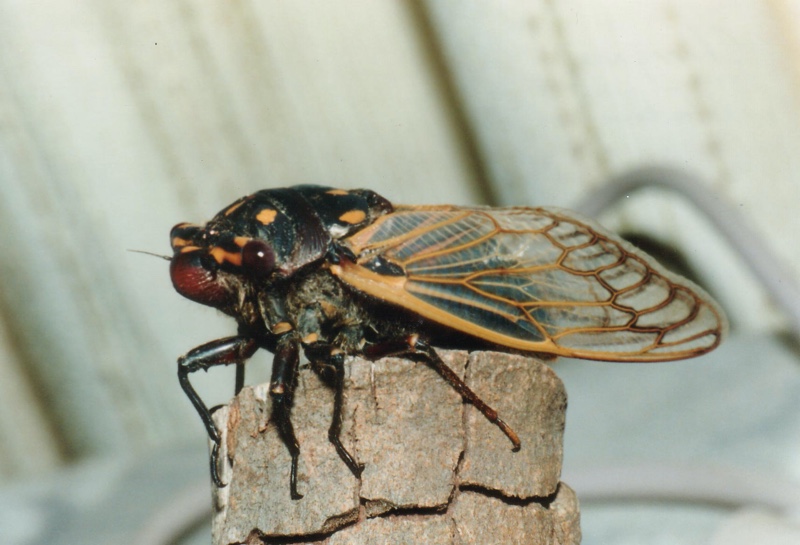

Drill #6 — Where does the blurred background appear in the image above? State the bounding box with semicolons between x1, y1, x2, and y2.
1;1;799;544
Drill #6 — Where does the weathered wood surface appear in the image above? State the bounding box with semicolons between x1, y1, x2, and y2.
211;350;580;545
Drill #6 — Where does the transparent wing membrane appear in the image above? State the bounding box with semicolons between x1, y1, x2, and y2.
339;206;727;361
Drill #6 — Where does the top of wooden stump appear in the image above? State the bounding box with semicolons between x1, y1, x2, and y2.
211;350;579;545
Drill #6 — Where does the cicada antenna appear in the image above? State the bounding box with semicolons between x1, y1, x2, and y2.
128;249;172;261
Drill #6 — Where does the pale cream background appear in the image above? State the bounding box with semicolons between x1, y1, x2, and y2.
0;7;797;541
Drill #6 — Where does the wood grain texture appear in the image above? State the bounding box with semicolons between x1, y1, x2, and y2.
211;350;578;545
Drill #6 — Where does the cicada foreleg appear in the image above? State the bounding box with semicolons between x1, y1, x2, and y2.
177;336;258;487
363;336;522;452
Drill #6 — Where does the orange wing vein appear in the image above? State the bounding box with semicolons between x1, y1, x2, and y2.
332;205;728;362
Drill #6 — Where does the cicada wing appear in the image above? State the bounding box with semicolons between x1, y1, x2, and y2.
336;205;728;362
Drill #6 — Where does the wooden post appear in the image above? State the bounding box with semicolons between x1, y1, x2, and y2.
211;350;580;544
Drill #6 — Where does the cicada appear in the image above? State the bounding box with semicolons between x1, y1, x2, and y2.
169;185;727;498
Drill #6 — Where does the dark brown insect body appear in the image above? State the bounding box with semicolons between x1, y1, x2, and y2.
170;185;727;498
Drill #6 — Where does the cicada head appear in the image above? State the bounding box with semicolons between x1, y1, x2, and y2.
172;222;284;310
169;223;233;309
168;189;331;313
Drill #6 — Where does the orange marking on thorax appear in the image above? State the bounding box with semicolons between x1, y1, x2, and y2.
224;200;245;216
339;209;366;224
256;208;278;225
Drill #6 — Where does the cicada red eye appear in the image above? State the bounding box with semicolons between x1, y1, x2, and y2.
170;249;233;308
241;239;276;278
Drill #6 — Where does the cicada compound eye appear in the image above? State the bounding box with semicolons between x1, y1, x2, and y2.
241;239;276;278
170;249;233;308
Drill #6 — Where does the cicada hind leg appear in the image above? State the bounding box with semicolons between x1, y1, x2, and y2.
363;335;522;451
177;336;258;487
